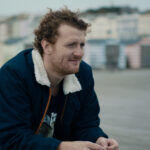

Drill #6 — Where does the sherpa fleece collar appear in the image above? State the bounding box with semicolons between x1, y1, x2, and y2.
32;49;82;95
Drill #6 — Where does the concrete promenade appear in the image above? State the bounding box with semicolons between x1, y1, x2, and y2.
93;69;150;150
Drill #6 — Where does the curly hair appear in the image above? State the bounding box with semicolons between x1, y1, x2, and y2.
34;8;89;56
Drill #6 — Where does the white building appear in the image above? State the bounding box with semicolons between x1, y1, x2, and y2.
138;13;150;38
10;14;33;38
0;14;36;40
85;13;139;41
117;13;139;41
86;14;118;40
0;23;9;41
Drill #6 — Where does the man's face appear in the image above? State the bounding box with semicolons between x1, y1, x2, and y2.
44;24;86;76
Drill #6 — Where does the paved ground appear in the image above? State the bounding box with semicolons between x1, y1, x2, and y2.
93;69;150;150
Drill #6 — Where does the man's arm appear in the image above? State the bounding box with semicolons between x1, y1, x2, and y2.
57;141;106;150
0;66;61;150
70;64;119;150
70;64;108;142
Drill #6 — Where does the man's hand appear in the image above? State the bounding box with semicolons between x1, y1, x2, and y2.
57;141;106;150
96;137;119;150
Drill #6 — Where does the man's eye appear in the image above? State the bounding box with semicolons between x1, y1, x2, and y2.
80;43;85;48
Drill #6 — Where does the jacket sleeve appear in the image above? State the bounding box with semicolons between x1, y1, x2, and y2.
0;66;61;150
71;65;108;142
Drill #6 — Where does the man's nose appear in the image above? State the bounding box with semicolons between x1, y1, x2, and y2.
73;46;84;58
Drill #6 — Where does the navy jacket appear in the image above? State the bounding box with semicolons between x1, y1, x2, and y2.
0;49;108;150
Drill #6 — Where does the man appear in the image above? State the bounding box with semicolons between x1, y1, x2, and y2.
0;8;118;150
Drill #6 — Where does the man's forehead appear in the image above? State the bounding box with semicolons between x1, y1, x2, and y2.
58;24;86;36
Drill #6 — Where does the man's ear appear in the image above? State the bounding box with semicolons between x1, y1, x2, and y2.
41;39;52;54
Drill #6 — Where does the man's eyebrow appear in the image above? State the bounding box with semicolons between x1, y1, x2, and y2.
65;41;77;45
66;41;85;45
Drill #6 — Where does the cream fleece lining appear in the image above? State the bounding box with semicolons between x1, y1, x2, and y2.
32;49;82;95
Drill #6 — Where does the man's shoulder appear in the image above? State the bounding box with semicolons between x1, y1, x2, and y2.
1;48;33;70
0;48;33;79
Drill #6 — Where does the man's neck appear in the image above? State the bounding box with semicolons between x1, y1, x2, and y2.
43;60;64;95
49;74;63;87
46;69;64;94
48;73;63;96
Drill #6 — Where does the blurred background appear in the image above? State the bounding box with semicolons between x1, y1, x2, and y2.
0;0;150;149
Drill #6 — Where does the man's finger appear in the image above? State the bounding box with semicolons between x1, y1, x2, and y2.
107;145;119;150
107;139;119;150
87;142;106;150
96;137;108;148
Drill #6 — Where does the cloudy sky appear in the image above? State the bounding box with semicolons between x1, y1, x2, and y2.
0;0;150;16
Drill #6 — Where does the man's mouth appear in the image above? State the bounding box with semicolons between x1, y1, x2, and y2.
69;60;80;65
